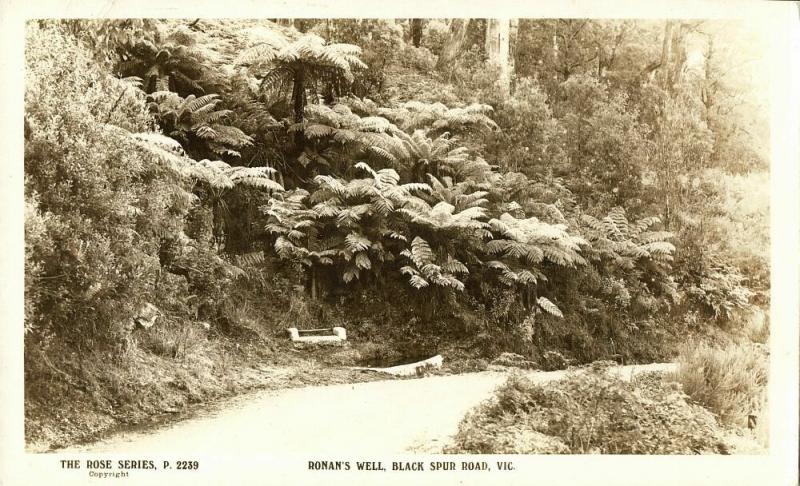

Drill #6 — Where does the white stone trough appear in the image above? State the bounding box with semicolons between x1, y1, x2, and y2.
287;327;347;347
350;355;444;377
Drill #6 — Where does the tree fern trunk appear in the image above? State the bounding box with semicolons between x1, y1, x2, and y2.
310;267;318;301
292;67;307;153
292;67;306;123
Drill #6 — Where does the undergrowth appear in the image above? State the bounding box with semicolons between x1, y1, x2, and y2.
447;363;730;454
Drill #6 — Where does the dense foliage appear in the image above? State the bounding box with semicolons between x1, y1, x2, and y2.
25;18;768;370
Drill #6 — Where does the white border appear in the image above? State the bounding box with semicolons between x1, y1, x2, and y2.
1;1;797;485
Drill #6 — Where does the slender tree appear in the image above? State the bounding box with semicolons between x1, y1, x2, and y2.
436;19;471;73
410;19;424;48
486;19;513;96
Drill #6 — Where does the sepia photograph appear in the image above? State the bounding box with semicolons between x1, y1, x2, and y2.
2;1;799;485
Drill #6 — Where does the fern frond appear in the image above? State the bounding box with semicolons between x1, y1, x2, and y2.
517;270;538;285
639;241;676;256
631;216;661;235
400;265;419;276
195;125;218;139
184;94;219;113
131;132;186;155
409;275;430;289
354;252;371;270
400;182;432;193
409;236;433;268
207;124;253;148
442;257;469;275
237;43;279;65
537;297;564;318
201;109;233;123
305;124;336;139
314;175;346;197
343;267;360;283
367;145;397;162
434;274;465;291
609;206;629;235
345;233;371;252
637;231;674;244
384;230;408;242
234;251;265;267
227;167;284;191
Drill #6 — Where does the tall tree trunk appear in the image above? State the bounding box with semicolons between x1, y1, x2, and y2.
436;19;471;72
667;24;689;92
497;20;511;96
660;21;673;64
509;19;519;90
410;19;424;48
640;21;674;82
486;19;513;96
485;19;499;61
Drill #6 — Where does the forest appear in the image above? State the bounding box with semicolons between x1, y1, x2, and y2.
24;18;769;453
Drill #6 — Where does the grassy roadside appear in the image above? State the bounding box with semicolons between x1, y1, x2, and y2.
445;341;768;455
26;299;766;452
24;328;401;452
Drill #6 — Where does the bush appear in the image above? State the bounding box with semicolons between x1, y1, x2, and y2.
24;22;240;346
486;77;566;178
669;341;768;430
700;169;769;291
539;350;569;371
447;365;729;454
25;23;170;343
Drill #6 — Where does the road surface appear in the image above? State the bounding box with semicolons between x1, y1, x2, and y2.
67;363;673;454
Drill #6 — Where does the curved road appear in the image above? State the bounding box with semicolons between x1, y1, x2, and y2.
68;363;673;454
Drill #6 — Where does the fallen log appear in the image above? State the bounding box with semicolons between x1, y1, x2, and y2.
350;355;443;377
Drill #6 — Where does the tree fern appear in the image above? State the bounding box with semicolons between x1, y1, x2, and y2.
116;24;210;95
399;201;488;234
236;33;367;127
580;206;678;309
581;207;675;263
147;91;253;158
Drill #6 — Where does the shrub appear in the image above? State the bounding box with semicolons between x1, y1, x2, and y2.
684;261;754;322
486;77;566;178
448;366;729;454
399;45;437;72
25;22;169;343
539;350;569;371
24;22;240;347
669;341;768;429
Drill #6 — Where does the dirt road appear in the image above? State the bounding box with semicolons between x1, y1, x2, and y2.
67;363;673;454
